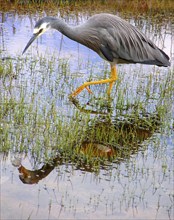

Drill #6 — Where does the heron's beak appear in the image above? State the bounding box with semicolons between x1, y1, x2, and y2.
22;33;39;54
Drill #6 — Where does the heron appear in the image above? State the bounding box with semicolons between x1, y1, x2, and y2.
23;13;170;97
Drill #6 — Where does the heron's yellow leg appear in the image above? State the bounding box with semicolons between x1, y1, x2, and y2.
107;65;118;95
70;65;118;97
85;86;93;94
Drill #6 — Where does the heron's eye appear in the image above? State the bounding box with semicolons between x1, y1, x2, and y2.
39;28;43;34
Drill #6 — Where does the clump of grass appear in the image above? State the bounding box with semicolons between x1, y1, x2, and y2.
0;58;13;78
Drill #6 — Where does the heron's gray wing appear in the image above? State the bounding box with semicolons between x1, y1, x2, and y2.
95;14;170;66
100;44;114;62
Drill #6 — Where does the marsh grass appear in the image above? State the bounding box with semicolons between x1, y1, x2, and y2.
0;0;174;17
0;58;13;77
0;46;173;172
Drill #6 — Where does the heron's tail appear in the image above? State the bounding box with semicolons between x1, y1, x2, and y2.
139;48;170;67
157;48;170;67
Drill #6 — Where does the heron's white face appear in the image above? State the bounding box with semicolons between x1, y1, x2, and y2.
33;22;50;37
22;21;51;54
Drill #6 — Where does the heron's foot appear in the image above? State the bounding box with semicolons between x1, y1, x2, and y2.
69;65;118;98
85;86;93;94
69;84;93;98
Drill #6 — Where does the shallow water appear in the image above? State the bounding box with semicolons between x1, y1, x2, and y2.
0;9;174;220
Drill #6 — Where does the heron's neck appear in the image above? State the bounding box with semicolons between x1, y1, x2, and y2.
51;18;78;42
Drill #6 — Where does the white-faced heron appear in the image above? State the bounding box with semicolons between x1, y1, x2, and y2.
23;13;170;97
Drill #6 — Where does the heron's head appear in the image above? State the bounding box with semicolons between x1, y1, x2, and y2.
22;18;51;54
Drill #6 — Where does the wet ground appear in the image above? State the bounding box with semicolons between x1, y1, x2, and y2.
0;3;174;220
